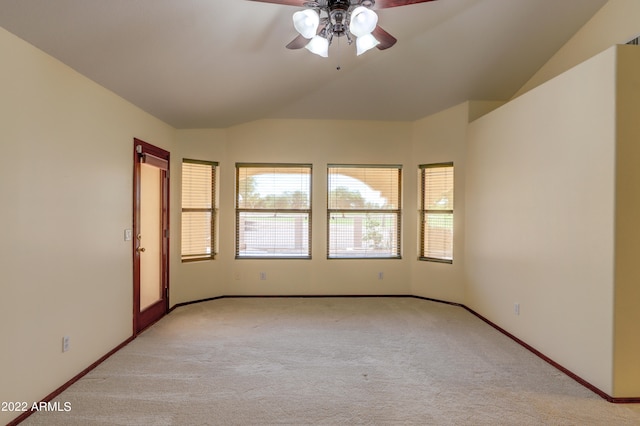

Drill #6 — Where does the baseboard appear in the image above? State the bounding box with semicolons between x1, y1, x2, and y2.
410;294;465;308
11;294;638;425
169;295;228;312
172;293;636;403
169;294;415;311
8;336;135;426
203;294;640;403
415;295;639;403
455;303;640;404
226;294;416;299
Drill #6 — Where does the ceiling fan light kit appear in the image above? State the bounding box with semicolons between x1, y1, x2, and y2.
249;0;436;57
349;6;378;37
355;32;380;55
305;33;330;57
292;9;320;39
290;1;381;57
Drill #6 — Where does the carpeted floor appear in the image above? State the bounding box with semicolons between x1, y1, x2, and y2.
22;297;640;425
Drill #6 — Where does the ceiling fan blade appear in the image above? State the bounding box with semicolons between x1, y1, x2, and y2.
372;26;397;50
245;0;308;6
286;34;309;49
372;0;437;10
286;23;326;49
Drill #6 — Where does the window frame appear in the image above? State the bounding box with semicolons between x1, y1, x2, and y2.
181;159;218;262
419;162;454;263
327;164;402;259
235;163;313;259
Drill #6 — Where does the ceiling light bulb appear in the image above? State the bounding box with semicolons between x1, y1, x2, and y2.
356;33;379;55
349;6;378;37
293;9;320;39
305;35;329;57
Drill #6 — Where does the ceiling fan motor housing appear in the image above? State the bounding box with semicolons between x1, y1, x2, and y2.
331;10;347;35
328;0;369;37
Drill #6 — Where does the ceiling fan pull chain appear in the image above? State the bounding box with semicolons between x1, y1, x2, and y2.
335;32;342;70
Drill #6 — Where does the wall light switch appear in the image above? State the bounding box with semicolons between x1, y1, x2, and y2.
124;229;133;241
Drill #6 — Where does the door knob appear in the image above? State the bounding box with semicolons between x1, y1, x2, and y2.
137;247;146;253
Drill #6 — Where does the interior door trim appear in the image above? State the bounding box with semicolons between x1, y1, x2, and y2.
133;138;170;335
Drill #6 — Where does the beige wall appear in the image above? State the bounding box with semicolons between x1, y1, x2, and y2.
171;110;473;320
514;0;640;97
466;47;618;394
173;120;418;300
507;0;640;398
409;103;468;303
0;27;174;424
170;129;229;304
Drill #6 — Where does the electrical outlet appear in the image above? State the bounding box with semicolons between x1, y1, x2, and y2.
378;272;384;280
234;272;241;281
62;336;70;352
514;303;520;315
260;272;267;281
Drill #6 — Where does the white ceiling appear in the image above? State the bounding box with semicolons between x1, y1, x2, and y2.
0;0;608;128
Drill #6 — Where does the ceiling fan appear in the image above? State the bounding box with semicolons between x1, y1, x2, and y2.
247;0;437;57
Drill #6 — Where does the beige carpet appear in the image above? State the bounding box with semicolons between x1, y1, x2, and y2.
23;297;640;425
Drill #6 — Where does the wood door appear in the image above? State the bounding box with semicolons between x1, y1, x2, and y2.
133;138;170;334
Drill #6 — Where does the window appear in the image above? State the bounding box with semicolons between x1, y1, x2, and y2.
236;163;312;258
181;159;217;262
419;163;454;263
327;165;402;259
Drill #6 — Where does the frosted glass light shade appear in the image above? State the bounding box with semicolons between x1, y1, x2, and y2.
349;6;378;37
293;9;319;39
305;35;329;57
356;33;380;55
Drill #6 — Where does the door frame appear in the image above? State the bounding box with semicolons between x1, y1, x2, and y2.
133;138;170;335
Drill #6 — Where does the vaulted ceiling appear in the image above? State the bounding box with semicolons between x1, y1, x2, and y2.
0;0;608;128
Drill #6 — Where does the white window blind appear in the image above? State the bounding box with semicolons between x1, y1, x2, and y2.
419;163;454;262
327;165;402;259
236;163;312;258
181;159;217;261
